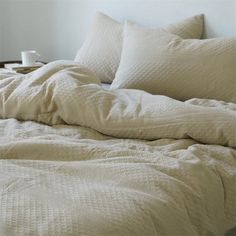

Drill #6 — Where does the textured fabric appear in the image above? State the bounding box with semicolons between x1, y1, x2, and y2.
0;60;236;147
0;69;18;79
75;12;204;83
111;22;236;103
0;120;236;236
0;61;236;236
101;82;111;90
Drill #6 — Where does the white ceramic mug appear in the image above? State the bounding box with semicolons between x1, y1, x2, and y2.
21;50;40;66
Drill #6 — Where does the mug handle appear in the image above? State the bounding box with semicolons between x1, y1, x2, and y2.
36;53;40;60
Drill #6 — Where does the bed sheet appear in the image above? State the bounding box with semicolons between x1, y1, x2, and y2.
0;61;235;236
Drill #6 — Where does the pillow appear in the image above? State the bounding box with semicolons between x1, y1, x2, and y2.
75;12;204;83
111;22;236;103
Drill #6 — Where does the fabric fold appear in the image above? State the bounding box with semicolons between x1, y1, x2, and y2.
0;61;235;148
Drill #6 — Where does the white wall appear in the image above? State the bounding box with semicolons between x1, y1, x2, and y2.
0;0;87;62
1;0;236;62
0;4;4;59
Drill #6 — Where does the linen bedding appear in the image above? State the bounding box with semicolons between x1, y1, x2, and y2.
0;61;236;236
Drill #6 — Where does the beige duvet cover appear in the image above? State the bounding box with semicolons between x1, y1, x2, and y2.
0;61;236;236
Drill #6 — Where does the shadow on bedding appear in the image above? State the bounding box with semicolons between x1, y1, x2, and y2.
225;226;236;236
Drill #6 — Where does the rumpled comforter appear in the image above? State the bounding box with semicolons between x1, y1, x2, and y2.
0;61;235;236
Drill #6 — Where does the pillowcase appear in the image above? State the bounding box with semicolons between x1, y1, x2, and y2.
75;12;204;83
111;22;236;103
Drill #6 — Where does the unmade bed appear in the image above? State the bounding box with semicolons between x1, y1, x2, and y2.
0;61;235;235
1;2;236;234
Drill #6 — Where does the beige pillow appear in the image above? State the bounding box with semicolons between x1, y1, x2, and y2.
111;22;236;103
75;12;204;83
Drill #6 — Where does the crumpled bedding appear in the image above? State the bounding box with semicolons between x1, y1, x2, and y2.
0;61;236;236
